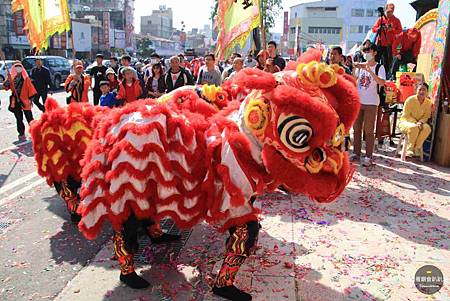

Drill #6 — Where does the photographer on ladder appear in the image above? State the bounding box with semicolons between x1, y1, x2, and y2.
371;3;402;78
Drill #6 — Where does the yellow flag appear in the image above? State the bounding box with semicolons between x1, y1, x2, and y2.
215;0;261;60
11;0;71;51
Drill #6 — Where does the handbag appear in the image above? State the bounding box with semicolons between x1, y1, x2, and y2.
8;95;16;113
7;76;24;113
376;107;391;139
380;109;391;137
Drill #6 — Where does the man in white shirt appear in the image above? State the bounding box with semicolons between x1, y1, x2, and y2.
244;53;257;68
352;43;386;166
221;52;241;82
226;58;244;81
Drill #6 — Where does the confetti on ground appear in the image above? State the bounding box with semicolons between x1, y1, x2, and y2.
6;152;448;301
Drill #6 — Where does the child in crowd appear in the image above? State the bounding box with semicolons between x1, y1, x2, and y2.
263;58;281;74
117;67;142;105
99;81;117;108
106;68;119;95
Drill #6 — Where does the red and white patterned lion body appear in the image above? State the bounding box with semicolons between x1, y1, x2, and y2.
78;51;360;239
31;49;360;298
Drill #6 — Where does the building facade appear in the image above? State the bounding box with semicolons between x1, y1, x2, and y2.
140;6;173;39
0;0;32;59
289;0;386;53
69;0;135;52
0;0;136;59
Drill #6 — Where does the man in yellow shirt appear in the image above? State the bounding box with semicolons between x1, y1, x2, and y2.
399;83;433;157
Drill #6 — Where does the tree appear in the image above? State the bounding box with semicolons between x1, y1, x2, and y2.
136;37;155;58
260;0;283;34
210;0;282;31
210;1;219;21
210;0;282;50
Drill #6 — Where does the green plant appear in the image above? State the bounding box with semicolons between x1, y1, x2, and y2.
210;0;282;31
136;37;155;57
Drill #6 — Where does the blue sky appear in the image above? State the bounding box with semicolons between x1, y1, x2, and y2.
134;0;417;33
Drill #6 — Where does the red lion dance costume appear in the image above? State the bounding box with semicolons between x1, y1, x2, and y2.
31;50;359;301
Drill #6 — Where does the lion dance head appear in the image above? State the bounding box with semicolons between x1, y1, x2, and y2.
231;48;360;202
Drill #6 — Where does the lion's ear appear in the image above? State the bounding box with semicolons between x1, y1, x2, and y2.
44;97;61;112
233;68;277;91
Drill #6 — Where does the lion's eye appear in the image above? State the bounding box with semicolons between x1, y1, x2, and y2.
277;114;313;153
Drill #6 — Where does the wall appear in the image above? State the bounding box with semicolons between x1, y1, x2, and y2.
114;29;126;49
72;21;92;52
289;0;386;52
140;8;173;39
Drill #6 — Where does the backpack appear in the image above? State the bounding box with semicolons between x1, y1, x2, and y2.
375;64;386;106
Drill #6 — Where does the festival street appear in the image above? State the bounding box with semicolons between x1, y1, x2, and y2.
0;0;449;300
0;89;448;300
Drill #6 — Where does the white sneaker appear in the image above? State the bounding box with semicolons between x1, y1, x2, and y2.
361;156;375;167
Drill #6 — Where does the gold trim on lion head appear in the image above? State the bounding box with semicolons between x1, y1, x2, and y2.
244;99;270;136
296;61;337;89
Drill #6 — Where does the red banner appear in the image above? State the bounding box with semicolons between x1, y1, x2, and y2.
283;11;289;36
103;12;110;49
13;11;25;36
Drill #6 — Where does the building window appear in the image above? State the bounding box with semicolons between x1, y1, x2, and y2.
308;27;341;35
351;9;364;17
290;27;296;34
324;7;336;11
6;17;14;32
365;25;371;33
366;9;374;17
350;25;364;33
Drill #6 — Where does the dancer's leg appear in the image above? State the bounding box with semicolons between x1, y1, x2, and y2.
213;220;259;301
113;230;149;289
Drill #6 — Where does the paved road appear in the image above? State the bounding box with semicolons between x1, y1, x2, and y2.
0;89;449;301
0;89;111;301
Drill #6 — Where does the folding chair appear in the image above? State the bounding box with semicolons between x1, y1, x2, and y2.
396;133;424;162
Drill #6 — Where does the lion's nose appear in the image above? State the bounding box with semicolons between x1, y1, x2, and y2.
305;148;326;174
322;148;344;175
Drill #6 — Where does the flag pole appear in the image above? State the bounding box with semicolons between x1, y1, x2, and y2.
260;0;266;49
70;20;76;60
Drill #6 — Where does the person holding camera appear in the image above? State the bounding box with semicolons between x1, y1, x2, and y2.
371;3;402;75
4;62;37;140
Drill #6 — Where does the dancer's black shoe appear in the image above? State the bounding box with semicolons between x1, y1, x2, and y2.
120;272;150;289
150;232;181;244
212;285;252;301
70;213;81;224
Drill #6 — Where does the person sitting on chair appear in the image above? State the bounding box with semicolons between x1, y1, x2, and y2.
398;83;432;158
